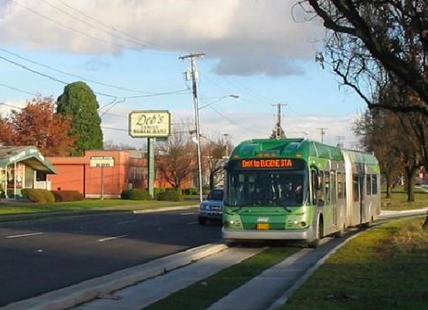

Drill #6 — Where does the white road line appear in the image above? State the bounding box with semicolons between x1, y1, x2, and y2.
186;221;199;225
6;232;44;239
181;212;195;215
98;235;128;242
117;220;137;225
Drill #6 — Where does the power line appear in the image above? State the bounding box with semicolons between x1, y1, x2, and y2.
11;0;135;51
0;48;161;94
0;82;38;96
208;105;266;136
0;53;190;102
52;0;176;53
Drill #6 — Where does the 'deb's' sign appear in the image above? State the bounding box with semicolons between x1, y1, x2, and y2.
129;110;171;138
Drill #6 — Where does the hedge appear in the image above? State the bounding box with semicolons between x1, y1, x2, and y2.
21;189;55;203
121;189;152;200
52;190;84;202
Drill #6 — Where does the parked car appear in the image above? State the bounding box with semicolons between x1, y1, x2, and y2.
198;188;224;225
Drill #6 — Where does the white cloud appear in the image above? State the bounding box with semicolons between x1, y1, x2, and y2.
101;106;360;151
0;0;323;76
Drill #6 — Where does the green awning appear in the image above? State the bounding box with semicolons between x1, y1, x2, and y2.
0;146;57;174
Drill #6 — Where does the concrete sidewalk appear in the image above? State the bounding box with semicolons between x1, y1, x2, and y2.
0;243;228;310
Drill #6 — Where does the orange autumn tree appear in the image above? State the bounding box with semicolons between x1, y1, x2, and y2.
0;96;75;156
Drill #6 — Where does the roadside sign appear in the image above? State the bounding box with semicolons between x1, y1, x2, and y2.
90;156;115;167
129;110;171;138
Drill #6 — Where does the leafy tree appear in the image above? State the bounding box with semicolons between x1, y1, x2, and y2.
301;0;428;114
57;81;103;156
0;96;75;156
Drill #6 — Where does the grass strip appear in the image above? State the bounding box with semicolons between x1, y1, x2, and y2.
0;199;198;215
283;218;428;310
145;246;300;310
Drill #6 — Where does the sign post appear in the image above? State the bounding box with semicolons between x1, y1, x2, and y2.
90;156;115;200
129;110;171;198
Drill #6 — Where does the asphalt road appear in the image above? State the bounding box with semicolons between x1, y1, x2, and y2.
0;208;222;307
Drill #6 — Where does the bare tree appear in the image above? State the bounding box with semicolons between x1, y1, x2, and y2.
156;128;196;190
299;0;428;114
203;135;234;189
354;109;403;198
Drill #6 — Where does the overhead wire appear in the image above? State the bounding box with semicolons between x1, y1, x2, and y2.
0;53;190;102
51;0;177;53
10;0;134;51
0;48;161;94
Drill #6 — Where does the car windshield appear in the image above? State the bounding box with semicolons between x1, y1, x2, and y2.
225;169;307;207
207;189;223;201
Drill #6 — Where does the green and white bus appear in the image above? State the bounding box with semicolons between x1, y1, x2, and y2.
222;138;380;247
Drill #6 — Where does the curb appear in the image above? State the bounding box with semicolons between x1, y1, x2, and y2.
0;243;228;310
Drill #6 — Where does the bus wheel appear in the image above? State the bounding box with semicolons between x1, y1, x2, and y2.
334;224;346;238
308;219;323;248
362;216;373;228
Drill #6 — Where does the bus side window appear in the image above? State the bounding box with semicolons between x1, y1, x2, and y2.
372;175;378;195
311;169;318;205
353;174;360;202
318;171;325;206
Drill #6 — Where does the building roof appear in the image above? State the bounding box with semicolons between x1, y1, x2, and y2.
0;146;57;174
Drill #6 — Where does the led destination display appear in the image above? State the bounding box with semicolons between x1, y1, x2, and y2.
240;159;294;169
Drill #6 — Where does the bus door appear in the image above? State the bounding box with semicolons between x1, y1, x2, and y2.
359;173;366;225
330;171;337;226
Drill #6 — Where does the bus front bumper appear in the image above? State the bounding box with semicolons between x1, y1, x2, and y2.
221;226;315;241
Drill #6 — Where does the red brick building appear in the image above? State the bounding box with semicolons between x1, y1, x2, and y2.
47;150;196;198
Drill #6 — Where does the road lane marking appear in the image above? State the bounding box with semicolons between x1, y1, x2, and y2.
116;220;137;225
187;221;199;225
181;212;195;215
98;235;128;242
6;232;44;239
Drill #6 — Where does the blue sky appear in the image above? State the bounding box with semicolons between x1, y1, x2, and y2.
0;0;367;150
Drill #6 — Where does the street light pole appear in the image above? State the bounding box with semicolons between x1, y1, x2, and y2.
180;53;205;202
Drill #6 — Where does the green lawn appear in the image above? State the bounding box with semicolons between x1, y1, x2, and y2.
283;218;428;310
145;246;300;310
0;198;198;216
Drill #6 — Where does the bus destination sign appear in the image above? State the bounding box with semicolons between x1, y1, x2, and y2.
240;158;293;169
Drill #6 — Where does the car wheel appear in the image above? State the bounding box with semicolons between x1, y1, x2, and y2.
198;216;207;225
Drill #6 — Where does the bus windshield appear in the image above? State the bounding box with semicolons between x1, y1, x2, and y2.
225;169;307;207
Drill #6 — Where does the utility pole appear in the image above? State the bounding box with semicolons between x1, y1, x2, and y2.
317;127;327;143
272;103;287;138
336;135;345;148
179;53;205;202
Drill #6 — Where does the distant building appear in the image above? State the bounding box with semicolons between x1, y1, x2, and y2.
0;146;56;198
47;150;196;198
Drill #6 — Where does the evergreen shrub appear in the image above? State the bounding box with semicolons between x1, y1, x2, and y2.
121;189;152;200
156;189;183;201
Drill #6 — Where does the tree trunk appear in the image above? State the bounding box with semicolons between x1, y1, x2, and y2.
404;167;417;202
385;176;392;198
423;212;428;230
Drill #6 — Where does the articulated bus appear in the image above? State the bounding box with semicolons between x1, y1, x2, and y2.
222;138;381;247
